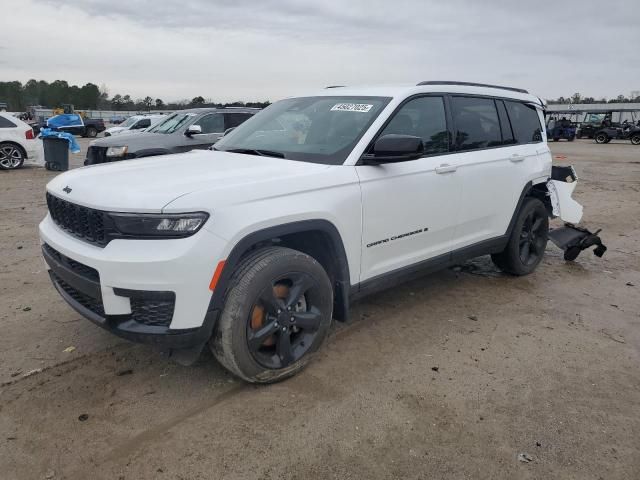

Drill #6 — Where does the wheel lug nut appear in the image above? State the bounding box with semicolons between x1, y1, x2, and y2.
290;317;295;322
282;327;287;332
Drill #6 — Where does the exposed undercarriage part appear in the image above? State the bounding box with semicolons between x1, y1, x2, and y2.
549;224;607;261
546;165;607;261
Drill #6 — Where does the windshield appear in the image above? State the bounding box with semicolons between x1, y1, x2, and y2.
148;112;196;134
214;96;391;164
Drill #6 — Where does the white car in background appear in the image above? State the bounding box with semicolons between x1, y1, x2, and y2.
104;114;165;137
0;112;42;170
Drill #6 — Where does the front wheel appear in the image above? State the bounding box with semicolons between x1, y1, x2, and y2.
491;197;549;276
210;247;333;383
595;133;608;144
631;134;640;145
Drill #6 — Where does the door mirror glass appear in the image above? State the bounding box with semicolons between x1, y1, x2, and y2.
367;134;423;163
185;124;202;136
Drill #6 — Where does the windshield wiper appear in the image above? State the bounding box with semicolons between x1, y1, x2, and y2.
224;148;285;159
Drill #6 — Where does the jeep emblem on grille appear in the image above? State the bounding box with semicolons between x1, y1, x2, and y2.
63;186;72;194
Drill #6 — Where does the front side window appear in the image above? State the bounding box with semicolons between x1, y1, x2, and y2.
148;113;196;134
214;96;391;165
504;101;543;144
195;113;224;134
451;96;502;151
133;118;151;129
378;96;448;155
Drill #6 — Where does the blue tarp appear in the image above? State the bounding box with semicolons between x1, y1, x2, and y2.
39;128;81;153
46;113;84;129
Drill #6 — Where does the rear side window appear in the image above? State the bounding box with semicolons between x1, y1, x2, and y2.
379;96;448;155
504;101;543;144
0;116;17;128
496;100;516;145
225;113;252;129
451;96;501;151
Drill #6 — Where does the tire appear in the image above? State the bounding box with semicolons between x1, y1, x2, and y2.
85;127;98;138
568;136;575;142
0;142;25;170
491;197;549;276
595;133;608;144
210;246;333;383
552;138;559;142
631;134;640;146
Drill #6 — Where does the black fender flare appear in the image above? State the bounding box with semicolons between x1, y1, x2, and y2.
207;219;352;322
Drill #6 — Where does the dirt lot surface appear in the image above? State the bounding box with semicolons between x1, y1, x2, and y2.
1;139;639;479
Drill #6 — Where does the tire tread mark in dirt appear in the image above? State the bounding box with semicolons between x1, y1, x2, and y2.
89;384;246;469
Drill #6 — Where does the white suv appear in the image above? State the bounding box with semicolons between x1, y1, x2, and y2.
0;112;42;169
103;114;165;136
39;81;587;383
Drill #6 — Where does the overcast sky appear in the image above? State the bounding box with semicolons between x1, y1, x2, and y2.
2;0;638;102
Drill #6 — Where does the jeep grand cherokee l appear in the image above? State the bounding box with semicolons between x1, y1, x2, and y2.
40;81;591;383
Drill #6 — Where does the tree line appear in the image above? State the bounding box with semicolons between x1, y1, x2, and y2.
547;92;640;105
0;79;270;112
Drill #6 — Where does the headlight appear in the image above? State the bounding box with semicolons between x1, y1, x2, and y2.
106;146;128;157
109;212;209;238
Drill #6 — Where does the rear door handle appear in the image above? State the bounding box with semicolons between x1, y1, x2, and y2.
510;154;526;163
435;163;457;174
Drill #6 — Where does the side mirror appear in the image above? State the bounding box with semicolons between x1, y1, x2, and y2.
363;134;424;164
223;127;236;137
185;125;202;137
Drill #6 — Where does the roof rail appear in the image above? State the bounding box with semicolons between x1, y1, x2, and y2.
417;81;528;94
325;85;345;89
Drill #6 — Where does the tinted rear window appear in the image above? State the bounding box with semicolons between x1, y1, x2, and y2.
0;116;17;128
451;96;501;151
504;101;543;144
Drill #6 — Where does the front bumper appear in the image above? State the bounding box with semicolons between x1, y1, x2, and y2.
39;214;227;347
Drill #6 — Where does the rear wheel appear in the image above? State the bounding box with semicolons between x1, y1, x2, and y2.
85;127;98;138
631;134;640;145
210;247;333;383
0;143;25;170
491;197;548;276
595;133;608;144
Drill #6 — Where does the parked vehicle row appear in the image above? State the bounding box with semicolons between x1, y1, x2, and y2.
40;81;599;383
85;107;257;165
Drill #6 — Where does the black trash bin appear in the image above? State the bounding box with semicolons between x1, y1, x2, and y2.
43;137;69;171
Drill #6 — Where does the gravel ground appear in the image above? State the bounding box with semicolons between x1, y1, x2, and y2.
1;138;639;480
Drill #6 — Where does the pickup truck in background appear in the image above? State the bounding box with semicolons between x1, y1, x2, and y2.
32;114;106;138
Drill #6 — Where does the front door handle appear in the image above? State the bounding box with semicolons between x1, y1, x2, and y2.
435;163;457;174
510;154;526;163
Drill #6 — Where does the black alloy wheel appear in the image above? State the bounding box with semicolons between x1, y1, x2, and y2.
518;208;547;267
247;272;323;369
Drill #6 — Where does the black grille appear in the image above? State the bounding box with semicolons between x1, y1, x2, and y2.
52;273;105;316
47;193;108;246
86;145;108;165
130;296;176;327
43;243;99;281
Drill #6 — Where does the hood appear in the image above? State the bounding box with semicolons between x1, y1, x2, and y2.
90;131;165;148
45;150;331;212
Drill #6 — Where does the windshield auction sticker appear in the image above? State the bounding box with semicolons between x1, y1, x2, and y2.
331;103;373;113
